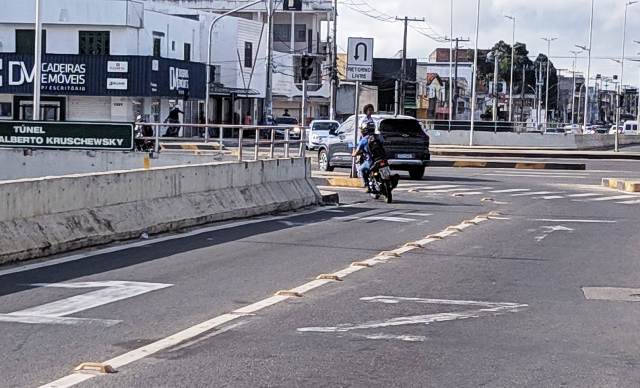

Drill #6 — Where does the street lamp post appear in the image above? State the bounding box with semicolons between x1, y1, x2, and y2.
569;50;582;124
616;1;638;152
542;37;558;127
470;0;481;146
449;0;454;125
33;0;43;121
505;15;516;123
583;0;595;130
205;0;265;142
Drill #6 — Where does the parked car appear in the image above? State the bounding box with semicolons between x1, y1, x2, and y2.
307;120;340;150
622;120;639;135
275;117;302;139
317;114;430;180
608;124;624;135
562;124;581;134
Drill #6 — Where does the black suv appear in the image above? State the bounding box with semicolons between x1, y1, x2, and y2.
317;114;430;180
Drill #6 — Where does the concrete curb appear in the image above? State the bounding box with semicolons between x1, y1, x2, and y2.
432;149;640;160
602;178;640;193
320;191;340;205
429;160;586;170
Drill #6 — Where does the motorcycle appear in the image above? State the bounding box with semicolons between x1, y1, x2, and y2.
366;158;398;204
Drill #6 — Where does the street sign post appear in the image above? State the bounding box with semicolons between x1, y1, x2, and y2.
346;37;374;82
0;121;134;151
346;37;373;178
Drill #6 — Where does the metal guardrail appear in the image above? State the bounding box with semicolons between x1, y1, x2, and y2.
137;123;307;161
417;120;599;134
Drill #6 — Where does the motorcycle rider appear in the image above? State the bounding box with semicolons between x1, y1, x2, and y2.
353;124;374;192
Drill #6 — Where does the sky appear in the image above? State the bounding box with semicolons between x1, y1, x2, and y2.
337;0;640;89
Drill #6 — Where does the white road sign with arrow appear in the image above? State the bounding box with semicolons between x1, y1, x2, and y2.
347;37;374;82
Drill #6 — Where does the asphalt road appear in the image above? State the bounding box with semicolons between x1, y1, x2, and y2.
2;160;640;388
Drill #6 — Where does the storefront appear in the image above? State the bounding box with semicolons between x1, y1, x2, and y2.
0;53;206;124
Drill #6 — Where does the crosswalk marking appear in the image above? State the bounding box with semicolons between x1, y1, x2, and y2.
511;191;559;197
588;195;639;202
489;189;530;193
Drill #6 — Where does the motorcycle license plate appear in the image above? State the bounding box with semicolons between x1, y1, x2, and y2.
397;153;414;159
380;166;391;180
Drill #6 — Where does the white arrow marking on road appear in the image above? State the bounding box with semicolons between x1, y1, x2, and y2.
0;281;172;326
534;225;574;242
297;296;527;342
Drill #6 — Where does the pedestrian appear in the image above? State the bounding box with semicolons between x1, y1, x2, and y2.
243;112;253;125
283;109;291;117
164;105;183;137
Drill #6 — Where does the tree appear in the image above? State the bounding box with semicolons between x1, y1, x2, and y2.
534;53;558;110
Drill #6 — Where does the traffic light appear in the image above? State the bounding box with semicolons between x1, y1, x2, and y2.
300;55;314;81
283;0;302;11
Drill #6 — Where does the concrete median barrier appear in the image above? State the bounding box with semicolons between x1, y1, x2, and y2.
0;158;321;265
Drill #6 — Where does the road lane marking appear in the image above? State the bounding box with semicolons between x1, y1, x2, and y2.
588;195;638;202
335;216;416;223
566;193;601;198
532;218;617;224
534;226;574;242
539;196;565;200
618;199;640;204
0;281;171;326
297;296;527;340
40;212;500;387
511;191;559;197
489;189;530;193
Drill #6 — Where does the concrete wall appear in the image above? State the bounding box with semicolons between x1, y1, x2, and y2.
0;158;320;264
428;130;640;150
0;149;219;181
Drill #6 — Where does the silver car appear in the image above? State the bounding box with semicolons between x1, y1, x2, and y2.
317;114;430;180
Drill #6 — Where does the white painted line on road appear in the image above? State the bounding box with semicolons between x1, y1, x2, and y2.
511;191;559;197
539;196;565;200
0;281;171;326
419;188;481;194
588;195;638;202
532;218;617;224
489;188;531;193
352;333;427;342
566;193;602;198
336;215;416;223
394;212;433;217
534;226;574;242
484;170;589;176
0;206;341;278
618;199;640;204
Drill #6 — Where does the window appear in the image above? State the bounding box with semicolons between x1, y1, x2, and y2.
79;31;110;55
209;65;221;83
15;29;46;55
184;43;191;62
171;41;176;51
0;102;11;118
274;24;290;42
153;38;162;57
307;29;313;52
244;42;253;68
295;24;306;42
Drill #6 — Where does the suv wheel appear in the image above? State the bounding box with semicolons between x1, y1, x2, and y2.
408;166;425;180
318;149;334;172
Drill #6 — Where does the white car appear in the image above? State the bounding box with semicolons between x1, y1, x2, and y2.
622;121;639;135
608;125;624;135
307;120;340;150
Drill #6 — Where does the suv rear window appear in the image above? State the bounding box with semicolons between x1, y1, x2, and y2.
276;117;299;125
313;122;339;132
379;119;426;138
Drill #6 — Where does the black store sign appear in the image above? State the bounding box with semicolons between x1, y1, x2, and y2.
0;54;205;99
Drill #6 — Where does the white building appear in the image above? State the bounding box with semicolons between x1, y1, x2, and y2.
0;0;267;127
151;0;335;124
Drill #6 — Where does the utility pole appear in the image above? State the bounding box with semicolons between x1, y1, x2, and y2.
505;15;516;122
395;16;424;115
264;0;275;121
330;0;338;120
584;0;595;129
470;0;481;146
542;37;558;125
493;53;499;122
520;64;526;122
448;0;454;124
394;80;399;115
537;61;543;127
33;0;43;121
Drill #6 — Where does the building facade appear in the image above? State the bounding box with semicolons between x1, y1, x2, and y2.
153;0;334;124
0;0;266;128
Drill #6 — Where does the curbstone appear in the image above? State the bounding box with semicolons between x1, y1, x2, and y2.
601;178;640;193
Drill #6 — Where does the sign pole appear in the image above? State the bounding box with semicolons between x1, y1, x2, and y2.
33;0;43;121
351;81;360;178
